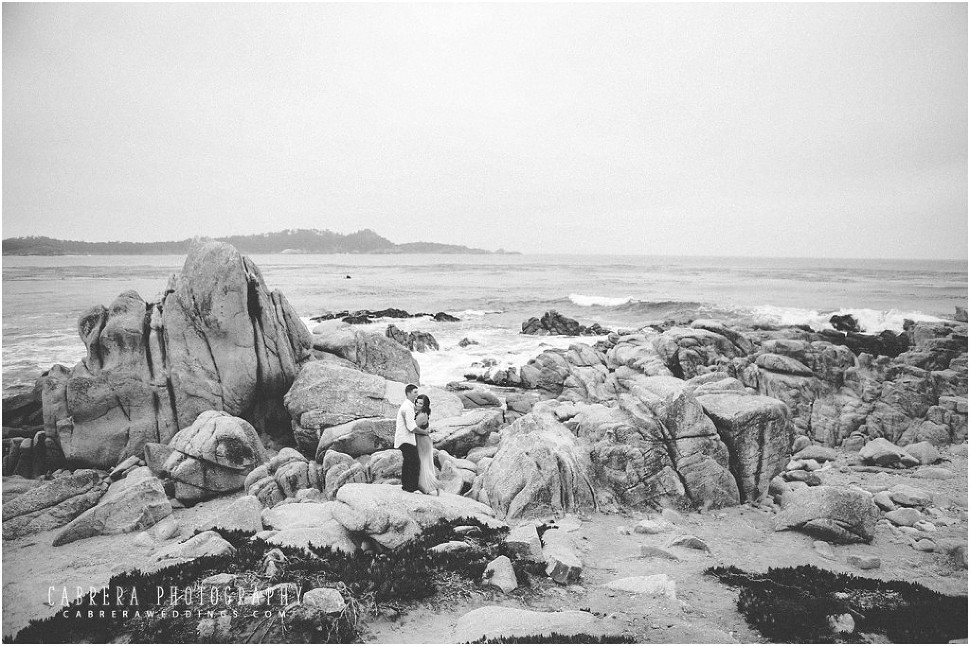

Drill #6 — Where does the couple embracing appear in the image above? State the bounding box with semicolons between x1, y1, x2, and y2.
394;384;440;495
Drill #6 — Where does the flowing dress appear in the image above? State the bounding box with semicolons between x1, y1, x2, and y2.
415;411;440;494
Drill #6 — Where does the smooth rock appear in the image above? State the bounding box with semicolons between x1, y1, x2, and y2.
885;508;922;527
846;555;881;570
154;530;235;561
813;541;836;560
635;519;673;535
198;495;263;534
602;574;677;600
302;587;346;614
773;485;878;544
453;607;624;644
666;535;710;552
639;545;680;560
889;484;933;508
483;555;518;593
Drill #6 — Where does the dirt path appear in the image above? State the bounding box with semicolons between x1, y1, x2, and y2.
365;451;969;644
3;452;967;643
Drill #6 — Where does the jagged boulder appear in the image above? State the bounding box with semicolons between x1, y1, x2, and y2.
385;324;439;352
312;327;419;383
617;374;740;509
697;393;791;502
41;242;312;469
53;467;172;546
2;469;109;539
476;410;596;520
652;327;745;379
570;403;691;509
606;333;673;377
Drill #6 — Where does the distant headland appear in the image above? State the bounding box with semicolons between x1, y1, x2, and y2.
1;229;520;256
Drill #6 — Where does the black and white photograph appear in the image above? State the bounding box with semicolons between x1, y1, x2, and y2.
1;2;968;643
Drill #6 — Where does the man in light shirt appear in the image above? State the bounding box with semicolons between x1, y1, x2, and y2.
395;383;420;492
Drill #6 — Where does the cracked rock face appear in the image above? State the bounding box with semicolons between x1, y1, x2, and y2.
42;242;313;469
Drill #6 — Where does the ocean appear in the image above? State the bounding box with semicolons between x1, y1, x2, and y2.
2;254;966;395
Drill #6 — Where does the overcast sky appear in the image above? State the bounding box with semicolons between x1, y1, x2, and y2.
3;3;967;258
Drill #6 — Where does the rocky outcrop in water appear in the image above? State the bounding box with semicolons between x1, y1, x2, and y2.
37;242;313;471
521;310;612;336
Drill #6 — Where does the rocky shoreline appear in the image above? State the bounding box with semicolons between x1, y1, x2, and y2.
2;241;967;643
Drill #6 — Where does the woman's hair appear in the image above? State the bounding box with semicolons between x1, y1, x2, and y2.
415;394;431;417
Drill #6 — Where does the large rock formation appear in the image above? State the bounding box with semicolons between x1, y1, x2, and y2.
2;469;109;539
40;242;312;469
154;411;269;503
476;410;597;520
53;467;172;546
697;393;791;502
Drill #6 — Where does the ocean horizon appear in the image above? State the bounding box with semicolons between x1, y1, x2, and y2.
3;252;967;395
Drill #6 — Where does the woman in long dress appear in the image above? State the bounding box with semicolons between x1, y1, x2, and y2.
413;395;440;495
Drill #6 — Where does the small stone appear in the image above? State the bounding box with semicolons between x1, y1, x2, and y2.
454;525;482;537
302;587;346;614
847;555;880;570
913;520;936;533
249;583;298;606
635;519;673;535
544;545;583;584
828;613;855;634
889;484;933;508
602;574;678;600
202;573;238;586
873;491;896;512
813;541;836;561
666;535;710;552
912;538;936;552
898;526;920;538
483;555;517;593
505;524;544;562
430;541;473;554
617;526;632;536
885;508;922;527
639;545;680;561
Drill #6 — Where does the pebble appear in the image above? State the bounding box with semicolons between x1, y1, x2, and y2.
912;520;936;533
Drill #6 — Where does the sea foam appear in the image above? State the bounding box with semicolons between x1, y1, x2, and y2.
746;306;943;333
569;293;634;307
